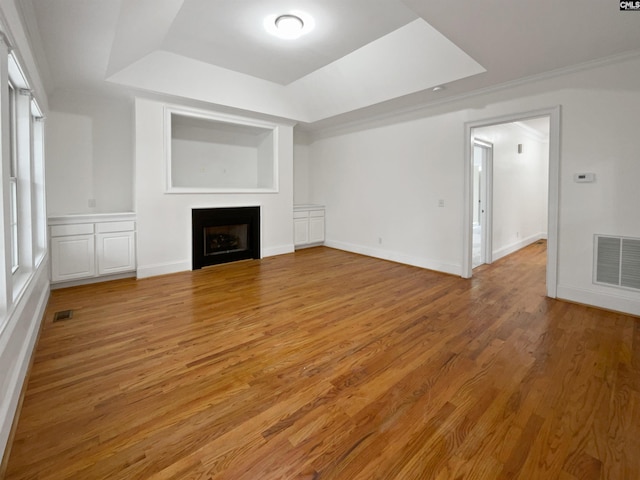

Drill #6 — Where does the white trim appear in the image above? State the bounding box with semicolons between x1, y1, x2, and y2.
30;98;42;118
136;260;191;279
556;285;640;317
48;212;136;225
166;187;279;195
492;233;547;262
0;261;48;458
306;50;640;141
463;106;560;298
325;240;461;276
263;244;294;257
0;1;49;113
472;139;493;266
7;52;28;90
547;107;561;298
50;271;136;290
136;247;293;278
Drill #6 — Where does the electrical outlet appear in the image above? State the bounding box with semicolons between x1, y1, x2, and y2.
378;237;382;245
438;199;445;207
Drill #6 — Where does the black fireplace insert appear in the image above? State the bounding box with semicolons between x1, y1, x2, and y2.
192;206;260;269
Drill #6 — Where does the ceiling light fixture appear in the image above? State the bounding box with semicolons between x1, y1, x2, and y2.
432;85;445;92
275;14;304;35
264;11;314;40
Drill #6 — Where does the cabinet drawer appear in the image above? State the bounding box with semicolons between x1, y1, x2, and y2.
293;210;309;219
50;223;94;237
309;209;325;218
96;221;135;233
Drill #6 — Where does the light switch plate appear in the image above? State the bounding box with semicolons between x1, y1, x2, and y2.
573;173;595;183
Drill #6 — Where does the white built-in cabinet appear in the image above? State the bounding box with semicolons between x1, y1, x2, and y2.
294;205;325;248
49;213;136;285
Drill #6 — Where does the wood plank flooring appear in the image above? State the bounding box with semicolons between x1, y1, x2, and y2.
4;243;640;479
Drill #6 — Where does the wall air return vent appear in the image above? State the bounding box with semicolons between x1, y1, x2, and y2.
594;235;640;291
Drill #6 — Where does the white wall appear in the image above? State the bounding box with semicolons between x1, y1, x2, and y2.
171;130;259;189
45;111;93;213
257;132;275;189
134;98;294;278
306;55;640;316
293;142;310;204
309;112;466;274
474;122;549;260
46;90;133;215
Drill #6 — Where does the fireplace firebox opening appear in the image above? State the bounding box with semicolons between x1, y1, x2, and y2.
192;207;260;269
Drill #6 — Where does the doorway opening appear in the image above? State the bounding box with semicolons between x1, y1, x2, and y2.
463;107;560;298
472;139;493;268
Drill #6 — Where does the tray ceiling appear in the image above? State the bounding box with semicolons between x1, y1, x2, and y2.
19;0;640;125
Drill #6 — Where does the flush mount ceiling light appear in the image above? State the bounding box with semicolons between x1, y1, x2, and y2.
264;11;314;40
276;14;303;34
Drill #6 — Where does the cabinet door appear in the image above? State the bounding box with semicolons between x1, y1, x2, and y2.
51;235;96;281
294;217;309;246
96;231;136;275
309;216;325;244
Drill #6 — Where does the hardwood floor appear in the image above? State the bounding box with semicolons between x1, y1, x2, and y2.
5;243;640;479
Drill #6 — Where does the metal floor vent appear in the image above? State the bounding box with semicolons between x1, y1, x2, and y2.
594;235;640;291
53;310;73;322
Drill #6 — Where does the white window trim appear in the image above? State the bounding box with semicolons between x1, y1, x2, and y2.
8;80;18;274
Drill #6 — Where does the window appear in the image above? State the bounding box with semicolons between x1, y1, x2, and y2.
31;102;46;265
1;51;46;306
8;80;18;273
0;32;46;328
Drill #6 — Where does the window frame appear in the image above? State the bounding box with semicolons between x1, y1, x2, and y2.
7;79;18;274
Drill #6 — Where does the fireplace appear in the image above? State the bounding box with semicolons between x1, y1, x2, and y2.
192;207;260;269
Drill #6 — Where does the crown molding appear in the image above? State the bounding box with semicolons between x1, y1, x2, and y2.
307;49;640;142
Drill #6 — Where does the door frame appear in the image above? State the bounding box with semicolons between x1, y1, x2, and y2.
462;106;561;298
473;139;493;267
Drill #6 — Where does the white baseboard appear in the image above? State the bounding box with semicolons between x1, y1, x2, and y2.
136;260;191;279
137;243;294;278
0;262;50;459
263;244;294;257
557;285;640;317
325;240;461;276
492;233;546;262
51;271;136;289
294;242;324;250
137;245;295;279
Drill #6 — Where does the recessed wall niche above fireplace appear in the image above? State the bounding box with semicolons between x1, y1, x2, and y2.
192;207;261;270
165;106;279;194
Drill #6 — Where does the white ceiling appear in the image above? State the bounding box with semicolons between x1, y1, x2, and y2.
17;0;640;126
162;0;419;85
